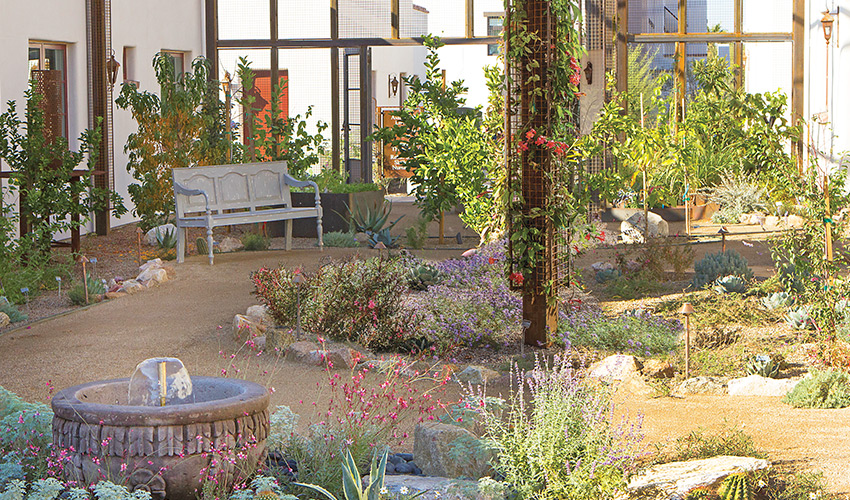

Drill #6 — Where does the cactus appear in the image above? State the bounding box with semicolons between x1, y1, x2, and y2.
407;265;443;291
717;473;752;500
713;275;747;294
196;237;209;255
693;250;753;290
684;486;714;500
595;268;622;283
745;354;781;378
762;291;794;310
785;307;812;330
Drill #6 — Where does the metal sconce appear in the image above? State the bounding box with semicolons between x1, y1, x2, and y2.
388;73;399;98
822;11;835;44
584;61;593;85
107;49;121;87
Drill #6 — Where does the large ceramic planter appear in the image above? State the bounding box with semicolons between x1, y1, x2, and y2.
266;190;385;238
51;377;270;500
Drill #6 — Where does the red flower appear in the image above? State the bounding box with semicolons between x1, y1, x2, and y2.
488;257;496;265
526;129;536;139
519;142;529;151
509;272;524;286
570;72;580;86
535;136;546;146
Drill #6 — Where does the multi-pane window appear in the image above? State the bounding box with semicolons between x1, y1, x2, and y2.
161;51;186;78
487;16;503;56
28;42;68;139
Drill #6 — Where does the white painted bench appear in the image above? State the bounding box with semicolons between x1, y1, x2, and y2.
172;161;323;264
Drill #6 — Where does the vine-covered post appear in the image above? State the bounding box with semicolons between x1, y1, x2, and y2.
506;0;585;346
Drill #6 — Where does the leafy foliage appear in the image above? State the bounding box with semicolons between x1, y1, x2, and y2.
322;231;359;248
0;300;27;324
68;275;106;306
115;53;230;230
241;233;270;251
559;308;681;356
783;368;850;409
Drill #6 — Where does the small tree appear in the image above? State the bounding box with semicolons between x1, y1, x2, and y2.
0;83;124;256
115;53;231;230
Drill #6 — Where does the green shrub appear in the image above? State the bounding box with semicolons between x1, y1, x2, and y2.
559;309;681;356
229;476;297;500
0;300;27;324
602;272;663;300
709;171;767;224
323;231;358;248
405;216;430;249
783;368;850;409
482;356;642;500
241;233;270;251
0;387;53;482
252;268;311;326
68;275;106;306
693;250;753;290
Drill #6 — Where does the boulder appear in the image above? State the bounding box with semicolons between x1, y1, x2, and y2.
120;279;144;295
265;328;296;352
727;375;800;397
232;314;266;341
588;355;643;381
246;304;273;325
616;456;770;500
763;215;781;230
104;291;127;300
138;267;168;285
323;347;362;369
413;421;493;479
139;259;163;272
455;365;500;386
219;236;244;253
642;359;675;379
591;261;615;272
672;376;728;396
620;212;669;244
0;313;9;328
286;341;320;362
144;224;177;246
377;475;497;500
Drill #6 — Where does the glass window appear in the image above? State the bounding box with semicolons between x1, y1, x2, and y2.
28;42;68;139
162;51;186;79
487;16;503;56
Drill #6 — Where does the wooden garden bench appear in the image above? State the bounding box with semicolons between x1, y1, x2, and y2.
172;161;323;264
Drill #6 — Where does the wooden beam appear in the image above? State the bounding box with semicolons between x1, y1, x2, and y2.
466;0;474;38
792;0;805;168
90;0;110;235
733;0;743;88
359;47;372;183
205;0;218;80
270;0;278;88
391;0;400;39
331;0;340;173
217;36;500;49
616;0;628;95
676;0;686;120
630;32;792;43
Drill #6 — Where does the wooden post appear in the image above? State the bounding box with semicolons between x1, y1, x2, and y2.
391;0;400;39
81;256;89;305
825;174;834;263
205;0;218;80
331;0;341;173
676;0;687;122
615;0;628;97
136;227;143;265
791;0;805;169
733;0;743;89
685;313;690;377
466;0;474;38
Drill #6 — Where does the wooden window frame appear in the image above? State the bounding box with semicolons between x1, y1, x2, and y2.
28;41;69;139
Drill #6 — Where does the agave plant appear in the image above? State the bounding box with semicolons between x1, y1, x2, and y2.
762;291;794;310
595;268;622;283
348;200;404;234
713;275;747;294
744;354;781;378
365;228;400;249
408;264;443;291
785;307;812;330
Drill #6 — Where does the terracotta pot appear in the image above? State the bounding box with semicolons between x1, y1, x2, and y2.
52;377;270;500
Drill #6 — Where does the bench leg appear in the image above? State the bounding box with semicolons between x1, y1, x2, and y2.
285;220;292;252
316;216;323;251
176;226;186;263
207;225;214;265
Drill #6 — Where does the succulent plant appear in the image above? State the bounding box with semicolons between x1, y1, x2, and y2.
595;268;622;283
713;275;747;294
407;265;443;291
365;228;400;249
196;237;209;255
717;473;753;500
785;307;812;330
744;354;781;378
348;200;404;233
693;250;753;289
694;327;741;349
762;291;794;310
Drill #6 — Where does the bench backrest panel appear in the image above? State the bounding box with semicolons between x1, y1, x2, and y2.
173;161;293;216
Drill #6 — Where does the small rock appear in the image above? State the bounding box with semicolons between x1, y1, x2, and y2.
104;291;127;300
763;215;781;230
461;248;477;258
252;336;267;351
455;365;500;385
394;462;413;474
246;304;273;325
233;314;266;341
218;236;244;253
642;359;675;379
727;375;800;397
397;452;414;462
120;279;144;294
785;214;806;228
388;455;404;466
385;462;396;474
265;328;296;351
591;261;615;272
324;347;361;369
139;258;163;272
672;376;728;396
373;242;387;249
286;341;320;362
411;464;422;476
144;224;177;246
0;313;9;328
616;456;770;500
588;355;643;381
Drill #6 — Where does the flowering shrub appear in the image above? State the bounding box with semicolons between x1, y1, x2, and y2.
0;387;53;483
480;356;644;500
558;308;681;356
252;267;311;326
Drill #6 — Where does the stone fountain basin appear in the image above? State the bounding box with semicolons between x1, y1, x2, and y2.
51;377;270;500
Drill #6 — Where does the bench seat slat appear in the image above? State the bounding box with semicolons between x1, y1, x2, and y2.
177;207;320;227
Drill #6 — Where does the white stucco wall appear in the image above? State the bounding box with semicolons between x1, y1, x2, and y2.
0;0;205;236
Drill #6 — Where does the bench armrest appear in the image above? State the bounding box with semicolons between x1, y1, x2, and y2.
283;174;321;203
174;181;211;214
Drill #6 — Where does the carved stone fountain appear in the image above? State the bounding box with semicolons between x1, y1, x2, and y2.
51;359;269;500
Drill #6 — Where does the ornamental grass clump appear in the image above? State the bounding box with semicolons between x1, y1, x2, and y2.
481;355;643;500
558;308;681;357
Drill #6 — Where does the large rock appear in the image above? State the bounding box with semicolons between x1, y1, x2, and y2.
642;359;675;379
219;236;244;253
144;224;177;246
672;376;728;396
616;456;770;500
378;475;504;500
138;267;168;286
727;375;800;397
0;312;9;328
286;341;319;362
620;212;669;244
455;365;500;386
246;305;273;325
232;314;266;341
591;261;615;272
413;422;493;479
120;279;144;294
588;355;643;381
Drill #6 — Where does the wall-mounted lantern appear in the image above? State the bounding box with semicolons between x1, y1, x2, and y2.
822;11;835;44
107;49;121;87
584;61;593;85
388;73;399;98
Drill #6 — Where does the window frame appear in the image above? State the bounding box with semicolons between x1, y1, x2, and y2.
28;41;69;139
